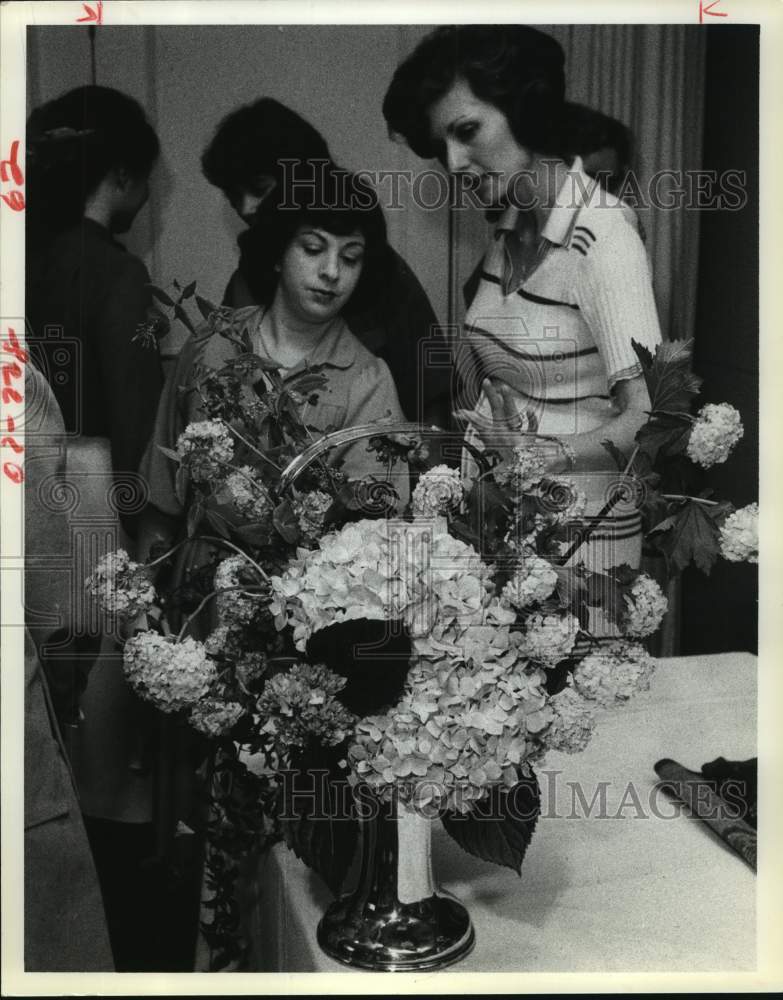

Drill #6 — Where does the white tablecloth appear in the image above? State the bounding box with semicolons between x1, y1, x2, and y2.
242;652;757;973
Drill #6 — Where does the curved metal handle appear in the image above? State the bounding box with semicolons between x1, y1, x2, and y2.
278;422;571;493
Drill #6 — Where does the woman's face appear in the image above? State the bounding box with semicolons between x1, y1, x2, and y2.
277;225;365;324
427;77;532;206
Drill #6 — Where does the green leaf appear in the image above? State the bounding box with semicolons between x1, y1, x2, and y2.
233;522;276;548
182;280;197;299
635;412;693;463
272;499;300;544
632;338;703;414
187;498;205;538
440;771;540;874
195;294;218;320
149;285;175;308
174;302;197;335
205;508;232;540
654;498;724;575
156;444;181;465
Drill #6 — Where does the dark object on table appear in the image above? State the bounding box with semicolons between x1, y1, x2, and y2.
654;757;757;871
701;755;757;830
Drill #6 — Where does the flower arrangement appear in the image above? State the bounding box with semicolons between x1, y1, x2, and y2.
98;307;756;968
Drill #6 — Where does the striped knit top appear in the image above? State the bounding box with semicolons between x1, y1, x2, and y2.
456;157;662;438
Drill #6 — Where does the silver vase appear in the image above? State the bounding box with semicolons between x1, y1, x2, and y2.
317;797;474;971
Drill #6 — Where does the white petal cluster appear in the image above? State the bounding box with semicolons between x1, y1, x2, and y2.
123;632;216;712
520;612;579;666
546;687;596;754
85;548;156;622
571;640;656;707
256;663;355;749
494;442;548;495
622;573;668;638
719;503;758;563
501;556;558;609
176;419;234;482
411;465;464;517
225;465;273;522
271;519;494;651
686;403;743;469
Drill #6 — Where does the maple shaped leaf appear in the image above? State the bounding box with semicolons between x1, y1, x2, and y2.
654;499;729;575
632;338;703;414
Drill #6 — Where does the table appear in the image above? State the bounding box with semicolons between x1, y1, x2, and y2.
241;653;757;973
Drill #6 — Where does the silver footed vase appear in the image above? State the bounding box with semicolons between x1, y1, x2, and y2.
317;797;475;971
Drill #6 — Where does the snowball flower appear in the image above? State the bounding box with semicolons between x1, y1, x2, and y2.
189;697;246;738
719;503;758;564
175;419;234;482
686;403;743;469
502;556;558;609
123;632;217;712
520;613;579;666
622;574;668;638
546;687;595;754
411;465;464;517
85;548;156;622
538;477;587;522
225;465;273;522
571;640;656;707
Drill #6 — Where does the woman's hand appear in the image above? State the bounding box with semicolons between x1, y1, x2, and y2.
454;377;525;461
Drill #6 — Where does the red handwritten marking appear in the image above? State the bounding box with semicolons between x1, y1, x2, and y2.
0;140;24;213
3;462;23;484
699;0;728;22
77;1;103;24
1;327;25;483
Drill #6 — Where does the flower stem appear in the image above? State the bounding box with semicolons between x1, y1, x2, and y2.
198;535;271;582
662;494;719;506
175;584;267;642
227;425;281;473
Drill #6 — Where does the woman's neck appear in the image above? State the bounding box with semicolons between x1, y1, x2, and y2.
260;294;336;368
522;155;570;231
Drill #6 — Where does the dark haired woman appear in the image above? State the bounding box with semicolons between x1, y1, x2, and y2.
140;163;406;545
384;26;663;623
200;97;450;427
25;85;170;970
383;25;661;469
26;85;163;503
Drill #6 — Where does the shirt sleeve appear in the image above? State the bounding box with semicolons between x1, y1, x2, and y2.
92;255;164;477
574;215;663;390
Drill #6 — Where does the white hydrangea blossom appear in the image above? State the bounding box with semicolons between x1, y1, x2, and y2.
622;574;668;638
686;403;743;469
176;419;234;482
123;632;216;712
189;697;245;738
546;687;595;754
226;465;273;522
85;548;156;622
520;612;579;666
571;640;656;707
501;556;558;609
411;465;464;517
539;477;588;523
719;503;758;564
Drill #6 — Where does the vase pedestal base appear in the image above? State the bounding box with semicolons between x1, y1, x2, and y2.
317;890;475;971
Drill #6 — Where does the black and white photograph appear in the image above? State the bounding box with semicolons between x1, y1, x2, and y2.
1;0;780;993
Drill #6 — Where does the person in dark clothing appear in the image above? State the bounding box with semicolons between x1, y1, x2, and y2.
25;85;164;519
201;97;451;427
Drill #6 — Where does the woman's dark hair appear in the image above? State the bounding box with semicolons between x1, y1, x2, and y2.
382;25;566;160
201;97;331;199
237;162;387;313
26;85;159;237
